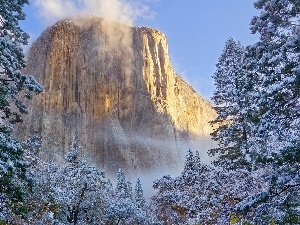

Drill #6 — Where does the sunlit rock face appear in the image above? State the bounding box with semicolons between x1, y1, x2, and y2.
17;17;217;175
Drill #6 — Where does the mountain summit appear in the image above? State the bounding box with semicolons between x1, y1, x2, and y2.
17;17;216;175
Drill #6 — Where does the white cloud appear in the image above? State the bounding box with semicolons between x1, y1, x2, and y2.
32;0;151;26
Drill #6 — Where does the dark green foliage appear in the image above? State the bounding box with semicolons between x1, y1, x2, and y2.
0;0;42;222
211;0;300;223
0;126;31;222
209;38;251;170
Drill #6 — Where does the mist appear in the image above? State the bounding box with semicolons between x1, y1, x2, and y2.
128;134;216;197
103;132;216;198
128;133;215;165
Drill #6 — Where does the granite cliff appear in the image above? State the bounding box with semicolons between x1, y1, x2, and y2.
17;17;216;175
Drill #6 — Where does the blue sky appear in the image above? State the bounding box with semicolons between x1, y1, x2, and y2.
21;0;259;100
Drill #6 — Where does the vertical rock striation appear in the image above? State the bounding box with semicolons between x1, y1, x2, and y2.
17;17;216;175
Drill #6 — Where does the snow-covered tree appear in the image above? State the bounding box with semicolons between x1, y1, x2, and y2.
183;149;194;172
7;135;150;224
22;131;42;155
104;169;148;225
49;137;108;225
231;1;300;223
242;0;300;162
0;127;31;223
0;0;42;223
22;160;61;225
0;0;42;122
209;38;252;170
209;1;300;223
134;178;145;209
152;151;264;224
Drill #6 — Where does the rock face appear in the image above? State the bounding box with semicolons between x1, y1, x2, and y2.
18;17;216;175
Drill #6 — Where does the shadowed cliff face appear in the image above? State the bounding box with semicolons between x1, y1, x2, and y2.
17;17;217;175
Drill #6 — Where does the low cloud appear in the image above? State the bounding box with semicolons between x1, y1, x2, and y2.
32;0;151;26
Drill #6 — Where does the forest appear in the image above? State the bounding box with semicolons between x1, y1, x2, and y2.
1;0;300;224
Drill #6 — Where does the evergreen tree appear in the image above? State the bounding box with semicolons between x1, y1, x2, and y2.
104;169;148;224
115;169;128;199
22;131;42;155
105;169;135;224
126;179;133;200
105;179;114;198
0;127;29;222
22;158;60;225
51;137;107;224
209;38;252;170
183;149;194;173
182;150;209;186
152;150;263;224
208;1;300;223
233;1;300;223
134;178;145;209
246;0;300;162
0;0;42;222
0;0;42;122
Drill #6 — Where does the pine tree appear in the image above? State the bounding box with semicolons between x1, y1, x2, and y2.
134;178;145;209
126;179;133;200
183;149;194;173
0;0;42;122
209;38;252;170
246;0;300;162
0;0;42;222
64;135;80;164
194;151;207;174
105;169;133;224
115;169;128;199
105;169;148;224
216;1;300;223
0;127;30;222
